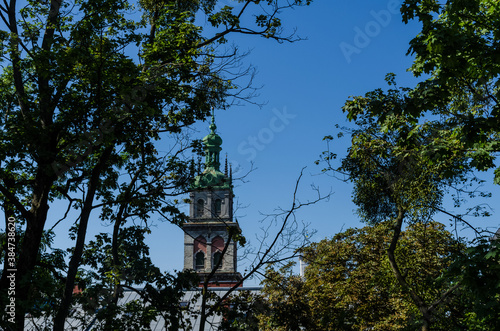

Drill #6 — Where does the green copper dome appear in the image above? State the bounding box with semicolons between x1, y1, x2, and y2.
192;112;232;190
192;166;230;189
203;121;223;147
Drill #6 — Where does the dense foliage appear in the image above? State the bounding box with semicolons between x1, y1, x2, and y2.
259;222;500;330
400;0;500;179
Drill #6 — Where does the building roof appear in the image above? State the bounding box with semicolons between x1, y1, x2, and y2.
24;287;261;331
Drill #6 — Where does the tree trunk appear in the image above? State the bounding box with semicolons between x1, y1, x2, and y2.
386;208;433;331
53;147;113;331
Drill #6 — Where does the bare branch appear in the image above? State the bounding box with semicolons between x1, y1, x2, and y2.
203;167;330;319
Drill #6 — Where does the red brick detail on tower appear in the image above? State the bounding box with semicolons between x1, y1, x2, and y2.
194;236;207;253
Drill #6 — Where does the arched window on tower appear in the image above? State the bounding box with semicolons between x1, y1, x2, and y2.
197;199;205;217
212;236;224;271
195;251;205;270
214;199;222;216
194;236;207;271
213;251;222;270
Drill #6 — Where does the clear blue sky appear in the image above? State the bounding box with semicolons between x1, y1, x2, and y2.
43;0;500;280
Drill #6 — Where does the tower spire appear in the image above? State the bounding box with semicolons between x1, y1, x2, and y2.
224;153;228;176
191;108;231;190
202;108;222;171
210;107;216;133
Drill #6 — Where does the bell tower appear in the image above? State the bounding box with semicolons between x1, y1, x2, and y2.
183;113;243;287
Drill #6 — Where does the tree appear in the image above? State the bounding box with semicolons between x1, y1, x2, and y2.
0;0;313;329
375;1;500;327
313;1;500;329
318;74;485;330
74;226;200;330
257;262;315;331
259;221;467;331
399;0;500;182
445;236;500;330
